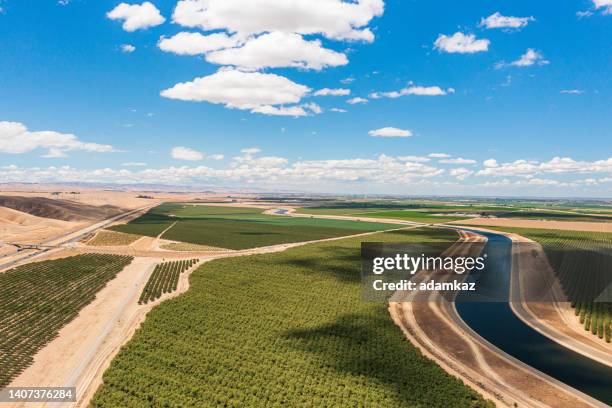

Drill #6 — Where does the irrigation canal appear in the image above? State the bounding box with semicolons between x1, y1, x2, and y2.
456;230;612;406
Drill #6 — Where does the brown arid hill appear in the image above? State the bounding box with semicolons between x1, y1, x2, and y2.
0;195;124;221
0;206;80;244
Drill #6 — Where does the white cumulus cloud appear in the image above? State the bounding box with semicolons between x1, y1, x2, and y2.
3;152;612;195
314;88;351;96
158;32;239;55
593;0;612;14
428;153;451;158
171;0;383;42
121;44;136;53
251;103;321;117
397;155;430;163
205;32;348;70
476;157;612;178
439;157;477;164
370;83;450;99
510;48;549;67
122;162;147;167
479;12;534;30
347;97;368;104
0;121;117;157
160;68;311;116
434;32;489;54
483;159;498;168
560;89;584;95
107;2;165;32
171;146;204;161
368;127;413;138
450;167;473;180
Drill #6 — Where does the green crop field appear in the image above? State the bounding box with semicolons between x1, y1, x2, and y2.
92;228;492;407
111;211;175;237
0;254;133;387
110;203;398;250
87;230;142;246
295;204;516;217
295;204;525;223
488;227;612;342
294;206;380;215
353;210;467;224
139;259;198;304
296;203;612;223
297;208;471;223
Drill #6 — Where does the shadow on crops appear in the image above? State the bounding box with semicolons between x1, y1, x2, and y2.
128;212;173;224
282;312;485;407
276;245;362;283
273;230;455;285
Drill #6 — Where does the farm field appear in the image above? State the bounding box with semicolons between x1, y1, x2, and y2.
490;227;612;342
160;242;224;251
139;259;198;304
500;210;612;223
295;203;517;215
92;228;493;407
110;203;398;250
87;230;142;246
353;209;468;224
296;203;612;223
296;207;492;223
0;254;133;387
110;211;175;237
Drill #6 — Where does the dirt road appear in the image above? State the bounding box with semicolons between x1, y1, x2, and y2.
389;231;605;408
450;217;612;232
509;235;612;367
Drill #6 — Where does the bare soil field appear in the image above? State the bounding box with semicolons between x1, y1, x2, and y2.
0;245;16;257
450;217;612;232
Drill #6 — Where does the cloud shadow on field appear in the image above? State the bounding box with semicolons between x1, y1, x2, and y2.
282;312;488;407
276;245;362;283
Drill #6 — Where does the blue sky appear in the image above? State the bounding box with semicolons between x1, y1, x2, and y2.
0;0;611;196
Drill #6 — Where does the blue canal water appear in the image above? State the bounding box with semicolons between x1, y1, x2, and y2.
455;230;612;406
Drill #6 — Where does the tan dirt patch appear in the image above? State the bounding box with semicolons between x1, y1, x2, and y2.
450;217;612;232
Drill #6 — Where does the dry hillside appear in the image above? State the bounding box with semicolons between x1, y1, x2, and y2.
0;195;124;221
0;206;81;244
